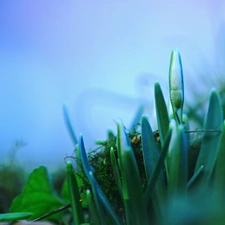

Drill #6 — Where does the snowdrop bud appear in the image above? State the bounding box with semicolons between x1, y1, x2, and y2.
169;49;184;123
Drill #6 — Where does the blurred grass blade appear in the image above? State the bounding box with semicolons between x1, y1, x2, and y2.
63;104;78;145
0;213;32;222
154;82;170;146
214;121;225;197
110;147;123;198
86;190;102;225
144;127;172;203
141;116;166;221
167;123;188;197
107;129;116;139
194;90;223;187
141;116;160;182
66;161;84;225
187;165;204;188
79;135;122;225
129;105;144;130
89;171;106;225
117;120;149;225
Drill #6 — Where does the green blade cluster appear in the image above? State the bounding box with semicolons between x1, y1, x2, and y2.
78;135;122;225
194;90;223;188
116;120;149;225
60;48;225;225
66;161;84;225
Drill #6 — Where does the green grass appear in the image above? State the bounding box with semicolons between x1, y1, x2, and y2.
1;49;225;225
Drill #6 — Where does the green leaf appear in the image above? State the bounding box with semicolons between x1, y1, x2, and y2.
214;121;225;197
167;123;188;197
66;161;84;225
154;82;170;147
63;104;78;146
129;105;144;130
187;165;204;188
0;212;32;222
61;178;70;204
61;177;87;208
144;127;172;204
141;116;166;221
10;166;65;221
86;190;101;225
194;90;223;188
88;171;106;225
117;120;149;225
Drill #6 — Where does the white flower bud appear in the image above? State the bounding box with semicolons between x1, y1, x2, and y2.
169;49;184;124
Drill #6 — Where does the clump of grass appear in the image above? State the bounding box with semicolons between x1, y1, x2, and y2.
4;48;225;225
63;49;225;225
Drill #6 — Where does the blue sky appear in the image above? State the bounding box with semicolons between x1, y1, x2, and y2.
0;0;224;171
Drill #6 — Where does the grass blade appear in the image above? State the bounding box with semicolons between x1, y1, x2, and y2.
0;212;32;222
63;104;78;145
167;122;188;198
89;171;106;225
154;82;170;146
194;90;223;188
79;135;122;225
129;105;144;130
86;190;102;225
141;116;166;221
187;165;204;188
144;128;172;203
110;147;123;198
117;120;149;225
66;161;84;225
213;121;225;198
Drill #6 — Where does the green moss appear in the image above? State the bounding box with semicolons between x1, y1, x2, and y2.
74;125;204;218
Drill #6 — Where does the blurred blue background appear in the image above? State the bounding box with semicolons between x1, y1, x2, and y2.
0;0;224;171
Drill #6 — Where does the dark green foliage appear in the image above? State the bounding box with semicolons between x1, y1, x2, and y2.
10;166;65;222
0;163;26;213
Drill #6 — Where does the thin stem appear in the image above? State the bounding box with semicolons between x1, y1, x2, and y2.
31;204;72;222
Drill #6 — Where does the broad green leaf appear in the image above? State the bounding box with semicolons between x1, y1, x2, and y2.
154;82;170;147
141;116;166;221
117;120;149;225
10;166;65;221
66;161;84;225
194;90;223;187
0;212;32;222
